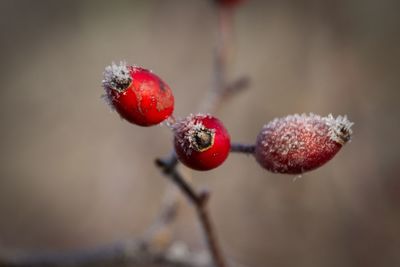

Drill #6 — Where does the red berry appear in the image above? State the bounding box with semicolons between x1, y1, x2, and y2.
173;114;231;171
214;0;246;8
254;114;353;174
102;62;174;126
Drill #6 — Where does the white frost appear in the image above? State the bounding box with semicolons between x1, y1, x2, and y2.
324;114;354;145
102;61;131;92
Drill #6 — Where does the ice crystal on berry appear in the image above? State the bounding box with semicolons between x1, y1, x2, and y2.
324;114;353;145
173;114;216;155
102;61;132;92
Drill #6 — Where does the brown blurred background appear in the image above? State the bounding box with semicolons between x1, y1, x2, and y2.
0;0;399;266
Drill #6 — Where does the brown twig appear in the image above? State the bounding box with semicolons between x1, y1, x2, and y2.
200;5;250;114
156;155;227;267
214;6;230;94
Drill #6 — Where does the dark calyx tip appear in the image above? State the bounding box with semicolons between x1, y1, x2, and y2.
193;129;215;152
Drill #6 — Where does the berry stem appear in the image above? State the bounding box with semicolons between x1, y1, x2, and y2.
230;142;256;154
167;114;177;125
155;155;228;267
197;193;227;267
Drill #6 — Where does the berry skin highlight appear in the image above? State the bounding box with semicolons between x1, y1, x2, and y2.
173;114;231;171
102;62;174;126
254;114;353;174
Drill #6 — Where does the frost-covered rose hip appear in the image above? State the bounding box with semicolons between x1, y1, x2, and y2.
102;62;174;126
173;114;231;171
254;114;353;174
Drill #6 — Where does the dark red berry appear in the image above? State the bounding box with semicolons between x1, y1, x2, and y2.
254;114;353;174
173;114;231;171
214;0;246;8
102;62;174;126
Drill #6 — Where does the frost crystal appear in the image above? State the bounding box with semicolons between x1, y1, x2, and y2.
173;114;215;155
324;114;354;145
102;61;132;92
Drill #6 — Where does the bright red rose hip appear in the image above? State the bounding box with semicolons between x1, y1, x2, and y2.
102;62;174;126
173;114;231;171
254;114;353;174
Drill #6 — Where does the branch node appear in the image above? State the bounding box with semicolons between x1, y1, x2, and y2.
198;189;211;206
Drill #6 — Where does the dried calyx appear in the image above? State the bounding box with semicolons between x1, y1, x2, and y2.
173;115;216;154
192;128;215;152
324;114;353;145
102;62;132;92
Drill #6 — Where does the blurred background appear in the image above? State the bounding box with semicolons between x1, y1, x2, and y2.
0;0;399;266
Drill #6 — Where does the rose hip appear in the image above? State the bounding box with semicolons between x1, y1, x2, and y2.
254;114;353;174
173;114;231;171
102;62;174;126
